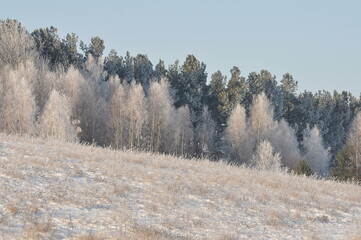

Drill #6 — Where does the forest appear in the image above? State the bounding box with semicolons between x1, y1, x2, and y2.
0;19;360;181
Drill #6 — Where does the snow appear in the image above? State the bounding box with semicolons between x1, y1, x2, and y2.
0;134;360;239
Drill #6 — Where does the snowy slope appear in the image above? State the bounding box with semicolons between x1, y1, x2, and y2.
0;134;360;239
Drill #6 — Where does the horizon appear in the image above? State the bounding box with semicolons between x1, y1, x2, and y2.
1;0;360;96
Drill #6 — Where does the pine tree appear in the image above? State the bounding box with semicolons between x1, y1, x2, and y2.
280;73;298;125
31;26;62;68
331;145;356;181
133;54;154;91
208;70;228;125
226;66;247;113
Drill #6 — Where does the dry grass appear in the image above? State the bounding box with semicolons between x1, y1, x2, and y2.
0;133;360;239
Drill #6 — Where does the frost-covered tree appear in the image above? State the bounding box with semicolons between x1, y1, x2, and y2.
194;106;216;158
80;36;105;61
347;112;361;179
245;70;283;120
0;19;36;68
169;55;207;126
251;140;282;171
134;54;154;91
104;49;123;79
249;92;275;143
61;33;80;68
125;82;147;150
0;67;36;135
280;73;298;125
77;55;108;145
173;106;194;157
147;79;174;153
38;90;77;141
58;66;85;113
225;104;253;164
302;126;330;177
108;80;126;149
270;119;301;170
154;59;167;81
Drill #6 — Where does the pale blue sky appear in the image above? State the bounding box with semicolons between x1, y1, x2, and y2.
2;0;360;96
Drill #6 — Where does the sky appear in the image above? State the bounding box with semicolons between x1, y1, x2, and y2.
1;0;361;96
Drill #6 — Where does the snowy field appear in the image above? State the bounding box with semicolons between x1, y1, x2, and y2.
0;134;360;239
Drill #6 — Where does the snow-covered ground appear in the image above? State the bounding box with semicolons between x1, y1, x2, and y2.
0;134;360;239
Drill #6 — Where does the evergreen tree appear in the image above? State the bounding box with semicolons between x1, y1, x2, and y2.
61;33;81;68
294;91;320;141
175;55;208;126
154;59;167;81
226;66;247;113
80;36;105;61
245;70;283;120
133;54;154;91
331;145;356;181
32;26;62;68
280;73;298;126
104;49;123;79
208;70;228;125
322;91;351;156
294;159;314;176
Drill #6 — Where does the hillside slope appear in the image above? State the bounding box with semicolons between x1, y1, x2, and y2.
0;134;360;239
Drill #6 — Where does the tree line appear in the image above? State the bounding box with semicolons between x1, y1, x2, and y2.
0;19;360;181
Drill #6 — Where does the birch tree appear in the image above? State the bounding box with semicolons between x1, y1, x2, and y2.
0;68;36;135
125;81;147;150
108;81;126;149
225;104;253;164
303;126;330;176
347;112;361;179
147;79;174;153
249;92;275;143
195;106;216;158
38;90;77;141
251;140;282;171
